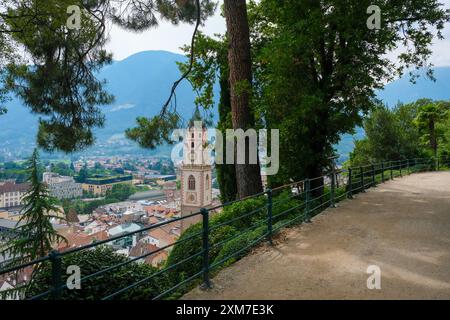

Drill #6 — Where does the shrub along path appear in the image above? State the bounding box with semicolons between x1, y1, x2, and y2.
184;171;450;299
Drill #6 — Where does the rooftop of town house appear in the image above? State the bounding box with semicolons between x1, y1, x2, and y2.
108;222;142;237
129;242;159;258
0;182;30;194
57;227;110;251
84;175;133;185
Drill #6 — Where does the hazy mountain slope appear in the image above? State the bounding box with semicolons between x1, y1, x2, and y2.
0;51;211;159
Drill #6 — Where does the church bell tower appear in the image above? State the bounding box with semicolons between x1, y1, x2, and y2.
180;121;213;217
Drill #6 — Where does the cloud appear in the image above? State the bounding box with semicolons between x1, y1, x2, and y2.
109;103;136;112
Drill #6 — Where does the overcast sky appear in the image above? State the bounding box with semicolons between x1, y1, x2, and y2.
105;5;226;60
106;1;450;67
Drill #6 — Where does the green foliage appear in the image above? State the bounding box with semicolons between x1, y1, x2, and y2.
213;225;266;268
414;100;449;157
75;165;89;183
63;183;137;215
106;183;137;202
1;149;67;266
3;0;114;152
247;0;449;187
25;246;169;300
0;161;39;183
440;116;450;156
125;113;180;149
349;100;450;166
111;0;217;31
215;43;238;203
50;162;76;177
1;0;217;153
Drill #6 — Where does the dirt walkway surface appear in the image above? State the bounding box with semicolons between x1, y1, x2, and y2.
184;172;450;300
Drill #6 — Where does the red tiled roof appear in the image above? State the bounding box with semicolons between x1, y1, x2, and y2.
0;182;30;194
57;227;97;251
129;242;159;258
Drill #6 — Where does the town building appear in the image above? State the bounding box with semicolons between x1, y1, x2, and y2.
43;172;82;199
0;218;24;242
82;175;133;196
108;222;142;248
129;242;168;267
0;182;29;209
56;226;109;251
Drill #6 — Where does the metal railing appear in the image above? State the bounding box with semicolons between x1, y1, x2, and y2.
0;156;448;300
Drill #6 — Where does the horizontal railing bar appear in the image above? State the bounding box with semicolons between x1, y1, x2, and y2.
0;256;50;276
72;229;204;286
271;202;306;221
152;270;204;301
101;251;204;300
272;179;306;192
207;190;269;211
272;211;307;233
210;218;268;250
209;204;268;232
28;289;52;300
59;211;203;257
209;233;269;271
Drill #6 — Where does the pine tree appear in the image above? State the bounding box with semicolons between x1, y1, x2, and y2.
1;149;67;266
414;102;449;159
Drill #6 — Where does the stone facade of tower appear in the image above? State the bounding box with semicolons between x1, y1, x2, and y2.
180;122;213;230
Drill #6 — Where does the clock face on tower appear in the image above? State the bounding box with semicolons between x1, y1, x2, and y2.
187;193;196;204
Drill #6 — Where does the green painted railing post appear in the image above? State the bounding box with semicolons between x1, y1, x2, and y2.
304;179;311;223
360;167;365;192
330;168;336;208
390;161;393;179
371;164;375;186
200;208;212;289
437;157;440;171
407;159;410;174
381;162;385;182
348;168;353;199
267;189;273;245
50;250;62;300
400;161;402;177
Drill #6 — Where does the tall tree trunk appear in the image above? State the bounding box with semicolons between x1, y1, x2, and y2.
223;0;263;198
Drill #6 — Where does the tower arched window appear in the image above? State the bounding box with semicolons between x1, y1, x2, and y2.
191;142;195;149
188;175;196;190
205;174;210;190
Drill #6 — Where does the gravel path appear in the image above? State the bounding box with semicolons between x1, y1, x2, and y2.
184;171;450;300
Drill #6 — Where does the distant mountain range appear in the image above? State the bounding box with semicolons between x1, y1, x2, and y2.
0;50;449;162
0;51;207;160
